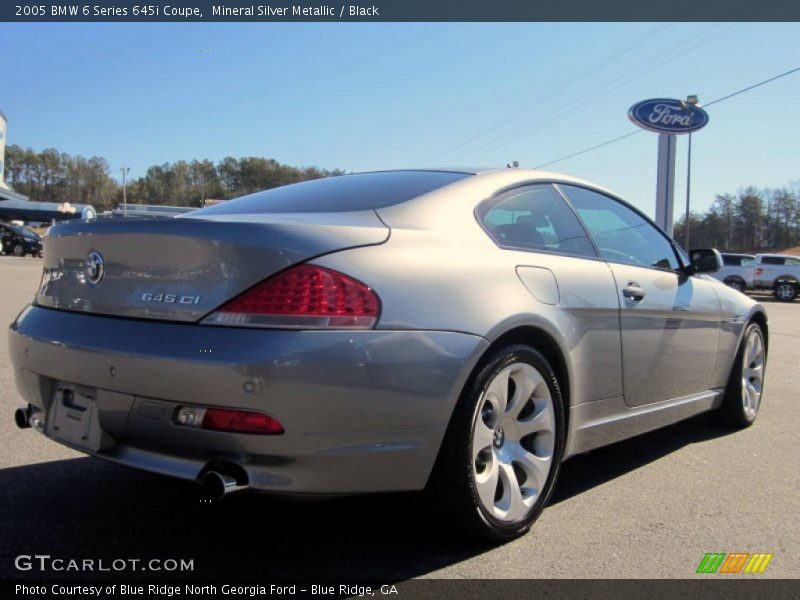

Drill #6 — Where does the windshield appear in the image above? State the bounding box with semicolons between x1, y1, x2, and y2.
7;224;40;240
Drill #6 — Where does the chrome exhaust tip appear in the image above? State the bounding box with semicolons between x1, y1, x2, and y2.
200;471;248;500
14;406;32;429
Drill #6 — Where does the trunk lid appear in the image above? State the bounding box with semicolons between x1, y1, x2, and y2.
36;211;389;322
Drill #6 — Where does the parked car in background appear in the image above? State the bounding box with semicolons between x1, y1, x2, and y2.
714;253;756;292
754;254;800;302
0;223;43;257
700;251;800;302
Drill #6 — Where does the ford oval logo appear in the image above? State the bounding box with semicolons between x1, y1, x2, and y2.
628;98;709;134
85;251;105;285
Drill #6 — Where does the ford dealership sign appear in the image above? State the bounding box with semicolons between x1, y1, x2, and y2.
628;98;709;134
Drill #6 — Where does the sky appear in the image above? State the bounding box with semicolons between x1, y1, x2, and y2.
1;21;799;217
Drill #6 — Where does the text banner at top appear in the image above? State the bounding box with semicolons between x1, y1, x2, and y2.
3;0;800;22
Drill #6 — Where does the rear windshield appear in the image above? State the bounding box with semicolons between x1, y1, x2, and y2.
193;170;471;215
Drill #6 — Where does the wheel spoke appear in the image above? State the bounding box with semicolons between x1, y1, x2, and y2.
514;447;551;493
743;363;763;382
497;462;526;521
473;420;494;460
485;367;511;416
517;401;554;437
475;455;499;510
747;336;761;365
745;381;759;411
507;365;543;419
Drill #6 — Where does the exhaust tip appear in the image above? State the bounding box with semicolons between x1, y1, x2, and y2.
200;470;248;500
14;407;31;429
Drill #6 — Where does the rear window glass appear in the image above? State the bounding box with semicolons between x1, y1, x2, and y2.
760;256;785;265
193;171;471;215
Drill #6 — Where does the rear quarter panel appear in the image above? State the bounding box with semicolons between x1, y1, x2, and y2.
314;181;624;410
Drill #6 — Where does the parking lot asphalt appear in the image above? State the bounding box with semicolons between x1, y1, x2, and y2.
0;256;798;580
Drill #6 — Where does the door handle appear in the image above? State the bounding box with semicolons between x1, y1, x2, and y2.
622;282;646;302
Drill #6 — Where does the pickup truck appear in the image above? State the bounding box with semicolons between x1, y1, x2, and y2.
703;251;800;301
754;254;800;301
713;253;756;293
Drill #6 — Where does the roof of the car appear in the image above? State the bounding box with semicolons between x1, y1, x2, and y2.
363;168;619;195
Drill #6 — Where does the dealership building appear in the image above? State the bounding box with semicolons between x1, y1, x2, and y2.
0;109;96;223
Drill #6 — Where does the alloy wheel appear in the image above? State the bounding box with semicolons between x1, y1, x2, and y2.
775;283;795;301
472;362;555;522
741;328;765;420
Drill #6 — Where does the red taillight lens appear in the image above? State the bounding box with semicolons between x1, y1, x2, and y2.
755;267;763;275
202;264;380;329
202;408;284;434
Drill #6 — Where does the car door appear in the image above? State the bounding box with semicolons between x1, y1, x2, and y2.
478;183;624;404
558;184;721;407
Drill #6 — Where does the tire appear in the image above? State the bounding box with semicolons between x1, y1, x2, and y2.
724;278;746;293
716;322;766;429
774;281;797;302
13;243;24;257
429;344;565;542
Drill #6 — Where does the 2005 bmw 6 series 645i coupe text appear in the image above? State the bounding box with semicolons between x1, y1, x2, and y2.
9;168;768;540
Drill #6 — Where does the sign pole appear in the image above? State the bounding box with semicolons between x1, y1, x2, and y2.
628;97;707;237
655;132;676;236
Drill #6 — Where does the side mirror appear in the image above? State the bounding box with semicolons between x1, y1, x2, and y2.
689;248;723;274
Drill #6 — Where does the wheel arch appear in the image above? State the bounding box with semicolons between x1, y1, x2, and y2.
773;275;798;287
480;325;572;431
749;309;769;356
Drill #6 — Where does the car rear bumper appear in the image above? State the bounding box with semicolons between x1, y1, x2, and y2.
9;305;488;494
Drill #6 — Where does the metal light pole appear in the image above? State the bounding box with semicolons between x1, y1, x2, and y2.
121;167;130;217
680;95;699;249
684;132;692;249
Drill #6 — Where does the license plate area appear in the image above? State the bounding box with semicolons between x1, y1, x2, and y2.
47;383;102;452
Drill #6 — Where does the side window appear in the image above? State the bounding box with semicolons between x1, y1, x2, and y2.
741;256;755;267
760;256;785;265
560;185;680;271
723;255;742;266
786;257;800;266
479;184;597;258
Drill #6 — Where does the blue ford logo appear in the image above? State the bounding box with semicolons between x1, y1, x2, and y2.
628;98;709;134
85;251;105;285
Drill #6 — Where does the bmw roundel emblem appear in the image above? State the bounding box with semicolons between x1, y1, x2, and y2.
85;251;105;285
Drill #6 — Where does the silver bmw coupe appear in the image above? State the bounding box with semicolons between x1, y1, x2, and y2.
10;168;768;540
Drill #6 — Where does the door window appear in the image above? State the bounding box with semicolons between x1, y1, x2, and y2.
559;185;680;271
479;184;597;258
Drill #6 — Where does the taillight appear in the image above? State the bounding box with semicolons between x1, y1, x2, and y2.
202;264;380;329
755;267;763;275
175;406;284;435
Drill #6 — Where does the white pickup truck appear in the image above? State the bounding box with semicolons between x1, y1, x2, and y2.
706;251;800;302
714;253;756;293
754;254;800;301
